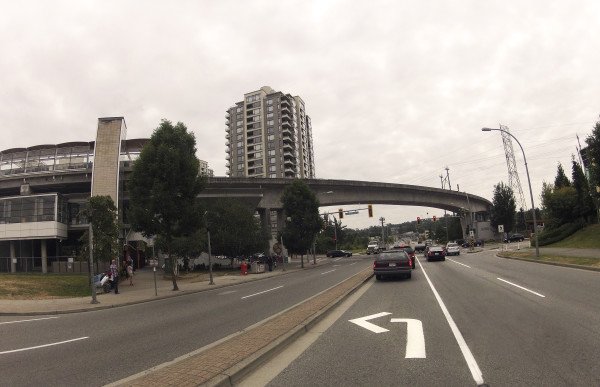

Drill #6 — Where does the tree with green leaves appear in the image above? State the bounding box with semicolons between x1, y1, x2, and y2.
571;160;596;223
584;117;600;222
541;182;578;228
78;195;120;289
490;182;517;234
128;119;206;291
281;180;322;268
78;195;120;263
203;198;270;261
554;163;571;188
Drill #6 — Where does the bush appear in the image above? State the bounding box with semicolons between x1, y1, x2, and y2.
538;221;586;246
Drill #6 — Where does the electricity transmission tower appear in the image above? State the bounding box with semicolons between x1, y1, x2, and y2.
499;124;527;211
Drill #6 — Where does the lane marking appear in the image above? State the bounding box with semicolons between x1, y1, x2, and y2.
0;337;88;355
349;312;392;333
349;262;356;266
417;258;485;385
497;278;545;298
447;258;471;268
333;264;341;267
390;318;426;358
218;290;237;296
320;269;336;275
0;317;58;325
333;258;343;262
241;285;283;299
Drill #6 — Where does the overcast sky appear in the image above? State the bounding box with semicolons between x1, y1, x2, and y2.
2;0;599;229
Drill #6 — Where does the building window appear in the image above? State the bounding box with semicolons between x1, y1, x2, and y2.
269;157;276;164
268;141;275;149
237;134;243;140
267;99;273;105
237;141;243;148
268;150;276;156
236;107;242;113
269;173;277;178
267;120;274;126
267;113;273;119
237;163;244;171
267;106;273;112
236;120;242;127
269;165;276;172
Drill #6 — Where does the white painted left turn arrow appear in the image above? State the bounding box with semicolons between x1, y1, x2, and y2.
349;312;392;333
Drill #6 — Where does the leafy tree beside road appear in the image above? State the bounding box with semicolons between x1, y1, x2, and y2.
490;182;516;234
78;195;120;264
281;180;322;268
128;119;206;291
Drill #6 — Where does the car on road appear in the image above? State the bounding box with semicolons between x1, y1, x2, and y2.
461;239;484;247
373;250;412;280
445;242;460;256
414;242;426;252
326;249;352;257
426;245;446;261
504;233;525;243
393;244;416;269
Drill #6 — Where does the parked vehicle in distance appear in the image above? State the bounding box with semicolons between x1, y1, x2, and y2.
393;244;416;269
461;239;484;247
373;250;412;280
445;242;460;256
426;245;446;261
504;233;525;243
326;249;352;257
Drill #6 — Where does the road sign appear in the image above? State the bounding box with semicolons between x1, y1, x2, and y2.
273;242;282;255
345;210;359;215
498;225;504;233
349;312;426;358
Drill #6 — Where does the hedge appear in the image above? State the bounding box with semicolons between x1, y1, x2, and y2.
538;221;586;246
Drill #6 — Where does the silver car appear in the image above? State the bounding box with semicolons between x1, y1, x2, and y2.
446;242;460;256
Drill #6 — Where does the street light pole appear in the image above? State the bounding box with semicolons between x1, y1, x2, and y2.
204;211;214;285
482;127;539;257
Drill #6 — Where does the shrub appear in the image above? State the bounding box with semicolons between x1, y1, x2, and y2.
538;221;586;246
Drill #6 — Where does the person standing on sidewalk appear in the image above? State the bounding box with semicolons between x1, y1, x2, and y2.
110;259;119;294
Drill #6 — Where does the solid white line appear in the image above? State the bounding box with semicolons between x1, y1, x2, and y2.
390;318;426;358
333;258;343;262
447;258;471;268
417;258;485;385
0;317;58;325
320;269;336;275
497;278;546;298
0;337;88;355
241;285;284;299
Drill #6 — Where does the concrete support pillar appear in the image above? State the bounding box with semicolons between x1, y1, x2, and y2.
10;241;16;273
41;240;48;274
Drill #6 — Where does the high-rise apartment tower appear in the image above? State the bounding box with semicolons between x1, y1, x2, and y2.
225;86;315;178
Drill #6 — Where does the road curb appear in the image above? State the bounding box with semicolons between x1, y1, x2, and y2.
496;253;600;272
207;269;374;387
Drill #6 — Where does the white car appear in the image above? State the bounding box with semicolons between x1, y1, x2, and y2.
446;242;460;256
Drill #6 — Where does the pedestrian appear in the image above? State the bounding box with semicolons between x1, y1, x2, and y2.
127;261;134;286
110;259;119;294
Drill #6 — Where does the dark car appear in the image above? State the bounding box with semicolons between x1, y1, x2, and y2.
414;243;426;252
426;245;446;261
326;249;351;257
461;239;484;247
393;245;416;269
373;250;412;280
504;233;525;243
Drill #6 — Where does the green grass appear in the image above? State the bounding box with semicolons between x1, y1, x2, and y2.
498;251;600;268
548;224;600;248
0;274;90;299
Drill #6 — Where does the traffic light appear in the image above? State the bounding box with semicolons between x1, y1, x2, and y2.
368;204;373;217
338;208;344;219
417;216;421;224
433;215;437;222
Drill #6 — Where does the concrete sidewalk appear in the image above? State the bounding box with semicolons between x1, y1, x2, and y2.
0;257;329;316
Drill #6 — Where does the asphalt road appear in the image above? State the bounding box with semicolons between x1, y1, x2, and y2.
0;256;370;386
252;250;600;386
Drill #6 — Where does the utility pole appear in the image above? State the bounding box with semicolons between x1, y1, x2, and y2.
380;217;385;247
88;224;98;304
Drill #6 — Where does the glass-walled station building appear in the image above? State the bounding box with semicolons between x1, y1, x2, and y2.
0;117;148;273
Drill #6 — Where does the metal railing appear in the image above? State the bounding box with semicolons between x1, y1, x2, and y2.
0;256;111;274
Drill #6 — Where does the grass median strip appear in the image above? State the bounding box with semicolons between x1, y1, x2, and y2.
498;251;600;268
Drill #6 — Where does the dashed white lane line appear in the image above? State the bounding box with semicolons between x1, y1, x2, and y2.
497;278;546;298
241;285;284;299
320;269;336;275
417;258;485;385
0;337;88;355
0;317;58;325
446;258;471;268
